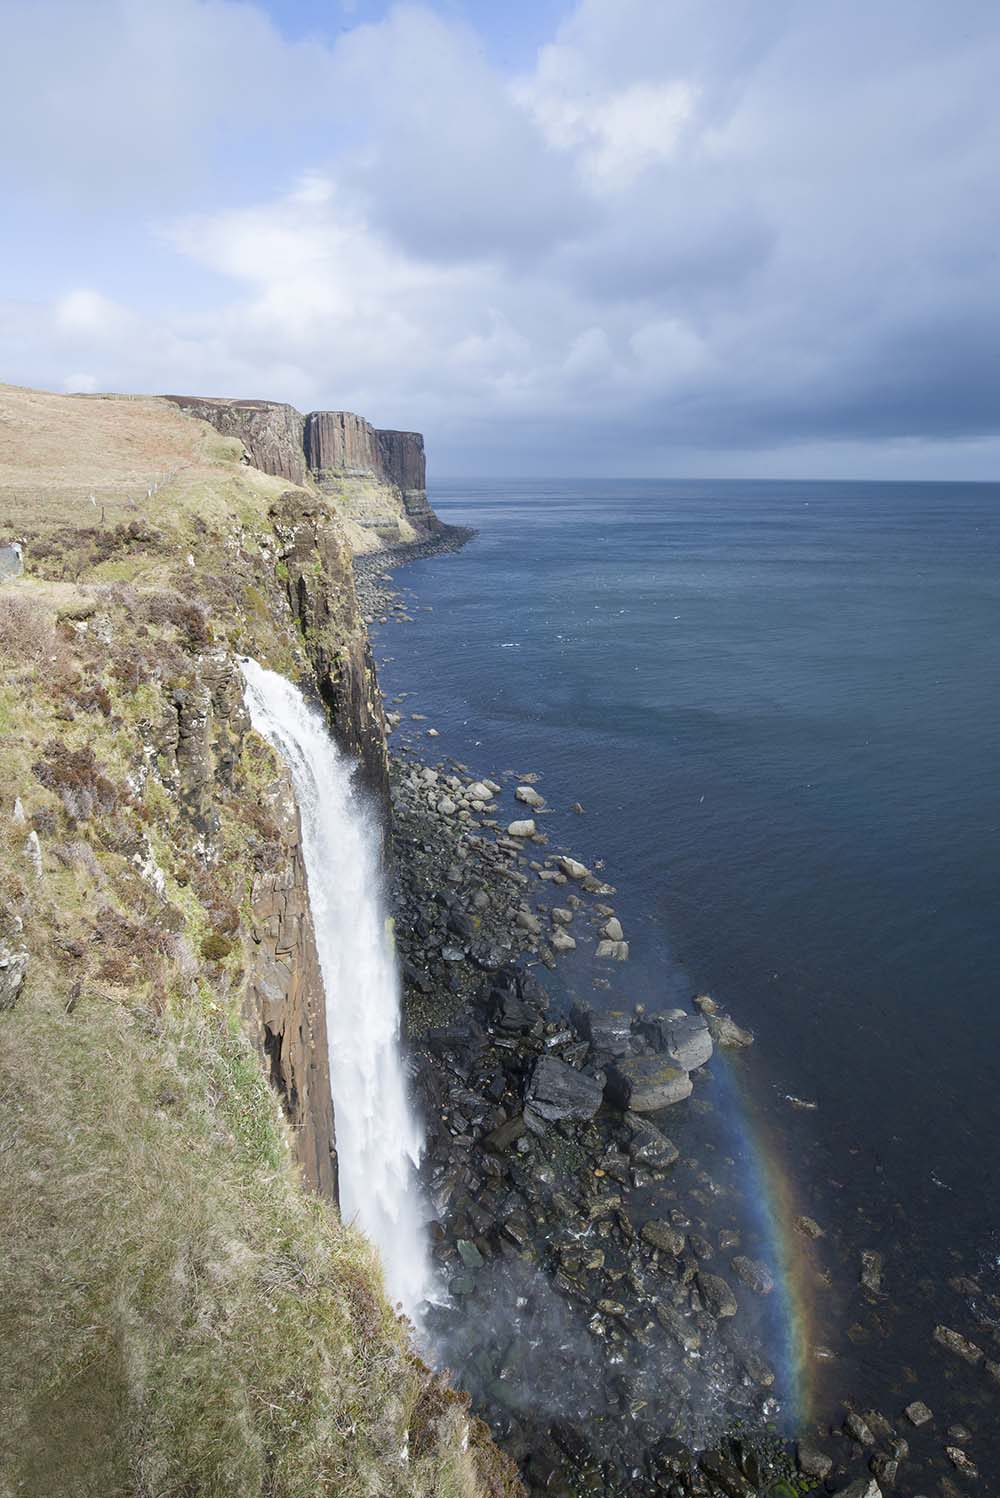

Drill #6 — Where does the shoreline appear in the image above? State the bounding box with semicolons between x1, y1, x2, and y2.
358;530;989;1496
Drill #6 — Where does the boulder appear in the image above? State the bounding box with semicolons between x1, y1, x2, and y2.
642;1220;686;1256
558;856;590;880
525;1056;603;1121
0;542;23;582
832;1482;881;1498
697;1272;737;1318
515;910;541;936
731;1256;775;1295
584;1010;632;1056
707;1012;754;1047
551;928;576;953
903;1399;933;1427
625;1115;679;1167
608;1056;692;1111
467;782;493;801
661;1013;713;1070
515;785;545;808
601;917;624;941
595;940;629;961
507;819;536;838
934;1324;983;1363
796;1442;833;1480
550;907;574;925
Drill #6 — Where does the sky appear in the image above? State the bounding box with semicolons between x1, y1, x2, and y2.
2;0;1000;479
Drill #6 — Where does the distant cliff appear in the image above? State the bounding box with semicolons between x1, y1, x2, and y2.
165;394;440;549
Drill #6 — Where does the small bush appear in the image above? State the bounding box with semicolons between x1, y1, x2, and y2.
33;742;121;823
0;593;56;665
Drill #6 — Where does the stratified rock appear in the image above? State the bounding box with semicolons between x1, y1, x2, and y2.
608;1056;692;1112
525;1056;603;1122
731;1256;775;1295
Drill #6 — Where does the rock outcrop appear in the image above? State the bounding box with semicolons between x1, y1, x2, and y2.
166;394;439;548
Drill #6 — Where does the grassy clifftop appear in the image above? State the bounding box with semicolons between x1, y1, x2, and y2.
0;386;521;1498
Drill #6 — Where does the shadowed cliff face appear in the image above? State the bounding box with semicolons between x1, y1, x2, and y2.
166;394;439;546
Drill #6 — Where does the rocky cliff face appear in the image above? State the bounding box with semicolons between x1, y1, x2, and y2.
164;394;307;484
166;394;439;549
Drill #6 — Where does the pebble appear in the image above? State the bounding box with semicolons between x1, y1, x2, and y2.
904;1399;933;1426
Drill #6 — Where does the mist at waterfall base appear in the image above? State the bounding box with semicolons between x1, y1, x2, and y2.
372;479;1000;1452
241;660;433;1320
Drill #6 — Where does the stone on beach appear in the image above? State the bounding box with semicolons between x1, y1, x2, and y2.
467;782;493;802
609;1055;692;1111
526;1055;603;1121
601;916;624;941
551;928;576;953
596;939;629;961
662;1013;713;1071
934;1324;983;1363
507;819;536;838
697;1271;737;1318
515;785;546;808
731;1256;775;1295
558;856;590;880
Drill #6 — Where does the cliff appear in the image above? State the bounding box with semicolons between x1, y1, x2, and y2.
165;393;441;551
0;383;518;1497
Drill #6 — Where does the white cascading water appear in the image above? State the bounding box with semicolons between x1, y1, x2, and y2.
241;659;434;1320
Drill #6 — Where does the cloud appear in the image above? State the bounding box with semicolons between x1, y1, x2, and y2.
2;0;1000;475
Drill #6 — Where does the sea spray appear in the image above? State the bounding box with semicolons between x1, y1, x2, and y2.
241;659;434;1319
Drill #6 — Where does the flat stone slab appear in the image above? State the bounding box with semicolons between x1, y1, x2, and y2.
609;1055;693;1111
526;1055;604;1121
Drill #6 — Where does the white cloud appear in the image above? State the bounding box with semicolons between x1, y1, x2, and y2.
2;0;1000;475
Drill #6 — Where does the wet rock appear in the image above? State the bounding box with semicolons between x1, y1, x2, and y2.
797;1441;833;1479
661;1013;713;1071
731;1256;775;1295
707;1012;754;1047
525;1056;603;1122
697;1272;737;1318
515;910;541;936
484;1115;527;1151
870;1455;898;1488
642;1221;686;1257
467;781;493;802
551;907;574;926
551;928;576;953
795;1214;825;1239
946;1449;978;1479
575;1007;632;1056
655;1301;702;1352
595;939;629;961
457;1239;485;1268
844;1411;875;1446
558;856;590;880
860;1249;884;1294
608;1056;692;1112
625;1115;679;1167
515;785;546;809
507;819;536;838
934;1324;983;1364
601;917;624;941
833;1482;882;1498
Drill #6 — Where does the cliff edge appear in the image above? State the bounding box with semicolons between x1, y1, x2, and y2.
0;383;518;1497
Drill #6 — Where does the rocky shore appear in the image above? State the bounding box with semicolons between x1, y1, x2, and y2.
360;540;997;1498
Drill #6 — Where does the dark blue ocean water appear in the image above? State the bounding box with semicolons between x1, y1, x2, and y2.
373;479;1000;1443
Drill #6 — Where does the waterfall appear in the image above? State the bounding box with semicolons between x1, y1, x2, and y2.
241;660;433;1319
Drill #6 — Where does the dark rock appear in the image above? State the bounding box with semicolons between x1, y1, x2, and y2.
730;1256;775;1295
575;1006;632;1055
658;1013;713;1071
484;1115;527;1152
525;1056;604;1122
697;1272;737;1318
608;1056;692;1112
860;1249;884;1294
642;1221;686;1256
844;1411;875;1446
625;1115;679;1167
796;1441;833;1479
934;1324;983;1363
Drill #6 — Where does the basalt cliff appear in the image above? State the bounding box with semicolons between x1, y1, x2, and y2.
164;394;439;552
0;383;518;1497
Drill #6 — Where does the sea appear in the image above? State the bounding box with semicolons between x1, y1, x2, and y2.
370;479;1000;1465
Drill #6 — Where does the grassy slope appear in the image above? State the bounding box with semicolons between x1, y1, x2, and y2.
0;387;521;1498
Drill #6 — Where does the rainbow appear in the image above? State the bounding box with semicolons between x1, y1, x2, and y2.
711;1051;821;1430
